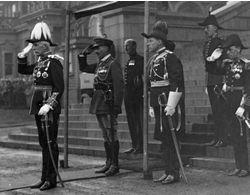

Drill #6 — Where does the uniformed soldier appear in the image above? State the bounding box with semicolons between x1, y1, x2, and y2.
123;39;144;154
17;22;64;190
78;38;124;176
199;11;228;147
218;34;250;177
142;20;185;184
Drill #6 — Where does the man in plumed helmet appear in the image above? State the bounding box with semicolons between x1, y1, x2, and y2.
78;38;124;176
142;20;185;184
199;9;228;147
218;34;250;177
17;21;64;190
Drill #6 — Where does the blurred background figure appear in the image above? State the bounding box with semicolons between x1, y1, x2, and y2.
123;39;144;155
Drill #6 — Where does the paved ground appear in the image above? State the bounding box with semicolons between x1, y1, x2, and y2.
0;147;250;195
1;125;250;195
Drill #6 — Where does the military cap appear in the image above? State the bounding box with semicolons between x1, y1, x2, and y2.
198;14;223;29
222;34;247;49
26;21;57;46
141;20;168;42
91;38;114;49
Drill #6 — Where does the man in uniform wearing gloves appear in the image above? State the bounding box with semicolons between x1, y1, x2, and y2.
17;22;64;190
198;10;228;147
142;20;185;184
123;39;144;154
78;38;124;176
218;34;250;177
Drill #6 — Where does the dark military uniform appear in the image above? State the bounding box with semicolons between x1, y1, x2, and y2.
203;36;228;144
18;54;64;186
148;47;185;178
78;51;124;175
124;53;143;152
219;58;250;172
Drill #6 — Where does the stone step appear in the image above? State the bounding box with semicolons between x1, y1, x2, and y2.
21;126;212;144
185;80;205;87
8;132;161;153
192;123;214;133
185;106;211;115
186;114;208;124
185;98;210;107
60;114;129;122
190;156;235;170
185;92;207;99
206;146;234;159
7;131;206;156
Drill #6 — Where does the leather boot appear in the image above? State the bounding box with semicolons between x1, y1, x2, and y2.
95;142;112;173
105;141;119;176
30;180;45;189
47;142;59;185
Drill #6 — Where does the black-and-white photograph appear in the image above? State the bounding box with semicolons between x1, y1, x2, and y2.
0;1;250;194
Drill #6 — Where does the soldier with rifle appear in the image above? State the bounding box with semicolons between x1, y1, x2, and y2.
17;21;64;190
78;38;124;176
142;20;185;184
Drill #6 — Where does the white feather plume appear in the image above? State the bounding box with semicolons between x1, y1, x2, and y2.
30;21;51;40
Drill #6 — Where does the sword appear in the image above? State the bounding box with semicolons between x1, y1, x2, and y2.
158;92;187;183
42;91;64;187
167;115;188;184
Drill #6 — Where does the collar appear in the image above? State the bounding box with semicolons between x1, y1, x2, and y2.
157;47;166;54
129;52;137;59
100;54;111;62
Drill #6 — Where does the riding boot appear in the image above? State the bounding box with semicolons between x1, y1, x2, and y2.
95;141;112;173
105;140;120;176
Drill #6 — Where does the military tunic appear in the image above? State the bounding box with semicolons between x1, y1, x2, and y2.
148;47;184;177
17;54;64;185
124;53;143;151
78;54;123;115
203;36;228;143
220;59;250;170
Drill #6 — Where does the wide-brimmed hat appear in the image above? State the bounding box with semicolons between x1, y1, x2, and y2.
198;15;223;29
26;21;57;46
222;34;248;49
91;38;114;49
141;20;168;42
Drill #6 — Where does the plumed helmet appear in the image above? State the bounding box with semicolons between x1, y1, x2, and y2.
26;21;57;46
198;7;223;29
141;20;168;42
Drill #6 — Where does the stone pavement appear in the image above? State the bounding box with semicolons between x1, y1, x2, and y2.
0;147;250;195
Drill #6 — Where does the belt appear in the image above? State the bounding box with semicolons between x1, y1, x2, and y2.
150;80;170;88
34;85;52;91
227;86;244;92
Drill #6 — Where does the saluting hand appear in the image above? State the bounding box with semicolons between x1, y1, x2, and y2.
18;43;33;58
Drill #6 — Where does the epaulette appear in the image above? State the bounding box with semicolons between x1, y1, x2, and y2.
48;54;64;61
241;58;250;70
155;50;173;61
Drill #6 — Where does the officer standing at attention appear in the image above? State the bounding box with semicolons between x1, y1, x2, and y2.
199;10;228;147
218;34;250;177
123;39;144;154
17;22;64;191
78;38;124;176
142;20;185;184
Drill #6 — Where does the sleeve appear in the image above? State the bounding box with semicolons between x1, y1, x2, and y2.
111;60;124;109
243;68;250;109
78;54;97;73
17;56;35;75
166;54;184;92
47;59;64;109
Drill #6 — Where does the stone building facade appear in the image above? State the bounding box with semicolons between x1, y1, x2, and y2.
0;1;250;128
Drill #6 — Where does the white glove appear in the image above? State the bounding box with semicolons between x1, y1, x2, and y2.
164;105;175;116
206;48;223;62
235;107;245;118
222;83;227;92
18;43;33;58
205;87;208;95
149;107;155;118
38;104;51;115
